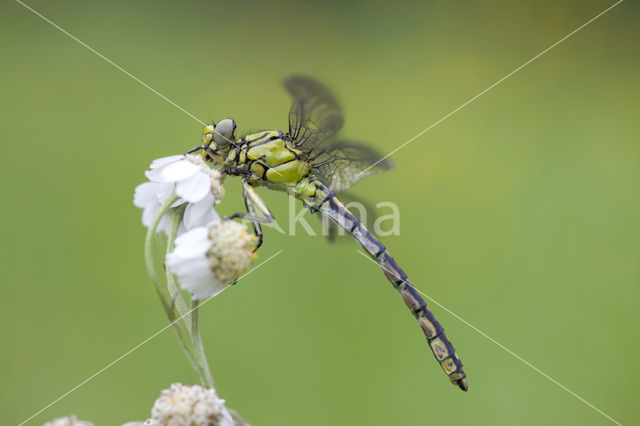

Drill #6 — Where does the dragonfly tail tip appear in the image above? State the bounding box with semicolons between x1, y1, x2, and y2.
456;377;469;392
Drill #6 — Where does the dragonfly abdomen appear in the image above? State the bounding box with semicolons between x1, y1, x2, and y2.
301;180;468;391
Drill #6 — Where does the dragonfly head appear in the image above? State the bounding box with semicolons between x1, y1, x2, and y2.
201;119;237;162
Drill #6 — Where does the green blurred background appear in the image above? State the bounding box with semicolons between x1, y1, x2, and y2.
1;0;638;425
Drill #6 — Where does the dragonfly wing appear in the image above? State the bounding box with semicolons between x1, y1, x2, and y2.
285;75;344;152
312;141;393;192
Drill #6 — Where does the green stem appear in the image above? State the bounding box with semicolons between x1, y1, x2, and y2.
144;193;200;377
144;195;178;315
165;209;211;385
192;299;215;389
166;210;191;334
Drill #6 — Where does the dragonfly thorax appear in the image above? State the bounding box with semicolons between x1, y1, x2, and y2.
222;130;311;186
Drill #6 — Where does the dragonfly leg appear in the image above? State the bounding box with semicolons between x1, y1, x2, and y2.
184;144;214;155
228;178;275;252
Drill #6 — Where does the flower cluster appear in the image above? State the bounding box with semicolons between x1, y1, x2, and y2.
135;154;257;300
134;155;224;235
167;221;257;300
151;383;233;426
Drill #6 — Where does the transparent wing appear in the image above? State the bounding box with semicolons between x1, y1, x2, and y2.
285;75;344;152
312;141;393;192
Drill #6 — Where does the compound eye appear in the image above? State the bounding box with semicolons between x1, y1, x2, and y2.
214;118;236;146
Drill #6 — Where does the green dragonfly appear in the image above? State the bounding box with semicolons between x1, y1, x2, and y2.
188;75;468;391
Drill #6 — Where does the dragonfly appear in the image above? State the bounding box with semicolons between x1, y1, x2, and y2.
187;75;468;391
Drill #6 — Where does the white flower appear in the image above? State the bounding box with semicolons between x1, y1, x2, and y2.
166;220;257;300
134;155;224;235
151;383;234;426
43;415;93;426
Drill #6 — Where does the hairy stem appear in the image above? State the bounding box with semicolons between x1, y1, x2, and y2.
166;210;191;334
165;209;210;384
192;299;215;389
144;195;178;315
144;194;200;376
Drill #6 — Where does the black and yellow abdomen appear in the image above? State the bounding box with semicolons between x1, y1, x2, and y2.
227;130;311;185
291;179;469;391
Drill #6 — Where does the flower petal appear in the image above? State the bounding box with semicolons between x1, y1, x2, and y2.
218;408;235;426
141;204;172;235
183;193;216;229
156;213;171;235
169;239;210;261
166;226;230;300
209;208;221;223
152;182;184;207
168;257;223;301
174;226;209;247
181;271;226;300
175;171;210;203
150;155;184;169
161;160;199;182
141;204;160;228
169;251;225;292
199;209;220;229
145;168;165;183
133;182;161;208
176;221;188;238
170;227;211;259
167;253;210;275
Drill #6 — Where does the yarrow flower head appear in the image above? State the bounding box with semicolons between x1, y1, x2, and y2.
43;415;93;426
167;220;257;300
151;383;233;426
134;154;224;235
